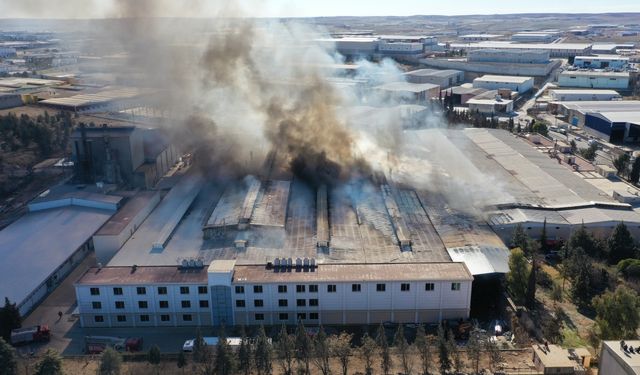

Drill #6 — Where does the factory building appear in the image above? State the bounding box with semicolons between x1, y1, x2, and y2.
459;34;502;42
548;89;621;102
599;340;640;375
558;71;630;89
468;49;550;64
0;93;22;109
466;94;514;114
472;75;534;94
451;42;592;57
375;82;440;104
71;124;178;189
39;87;156;113
403;69;464;88
584;112;640;143
554;100;640;127
511;31;561;43
74;260;473;327
0;46;17;58
0;189;119;315
574;55;629;69
591;43;636;54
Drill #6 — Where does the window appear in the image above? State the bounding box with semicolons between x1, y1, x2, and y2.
296;285;306;293
401;283;410;292
94;315;104;323
255;313;264;321
198;286;208;294
116;315;126;322
297;313;307;320
279;299;288;307
138;301;148;309
160;314;170;322
159;300;169;308
113;287;123;295
279;313;288;320
92;301;102;309
236;300;245;308
157;287;167;295
140;315;150;322
115;301;125;309
183;314;193;322
425;283;435;291
352;284;361;292
253;285;263;294
180;286;189;295
90;287;100;296
297;299;306;307
235;286;245;294
310;313;319;320
254;299;264;307
376;283;386;292
136;287;146;295
451;282;461;291
309;299;318;306
181;300;191;308
309;285;318;293
278;285;287;293
199;300;209;308
327;285;337;293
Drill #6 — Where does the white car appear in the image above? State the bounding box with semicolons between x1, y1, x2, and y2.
183;337;243;352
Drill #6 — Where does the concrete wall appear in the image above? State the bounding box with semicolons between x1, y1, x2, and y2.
421;58;559;77
558;73;629;89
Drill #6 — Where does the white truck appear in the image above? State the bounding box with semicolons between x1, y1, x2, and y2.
182;337;243;352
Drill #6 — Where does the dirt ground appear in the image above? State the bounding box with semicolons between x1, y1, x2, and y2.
16;348;536;375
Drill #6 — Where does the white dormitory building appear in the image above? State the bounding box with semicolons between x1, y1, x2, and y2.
472;75;534;94
74;260;473;327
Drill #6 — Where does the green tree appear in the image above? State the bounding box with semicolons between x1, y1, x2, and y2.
485;339;503;373
193;327;206;363
608;222;637;264
526;256;538;309
238;326;252;375
614;153;631;177
215;326;236;375
311;326;331;375
567;223;603;258
255;325;272;375
593;285;640;340
0;298;21;342
177;351;187;374
437;325;450;375
447;330;462;375
568;247;595;307
0;337;17;375
414;325;433;375
98;347;122;375
34;349;63;375
376;323;392;375
147;345;161;375
507;248;530;304
394;324;413;375
359;333;377;375
466;330;483;375
570;139;577;153
331;333;353;375
294;321;311;375
511;224;529;253
276;324;295;375
630;157;640;184
531;121;549;137
579;143;598;161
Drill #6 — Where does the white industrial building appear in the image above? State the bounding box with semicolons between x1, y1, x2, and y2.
450;41;592;57
403;69;464;88
375;81;440;104
472;75;534;94
548;89;621;102
511;31;560;43
75;260;473;327
467;95;514;115
558;71;630;89
459;34;502;42
468;49;550;64
574;55;629;69
555;100;640;127
0;190;119;315
599;341;640;375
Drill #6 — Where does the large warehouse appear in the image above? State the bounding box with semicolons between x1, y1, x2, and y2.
73;124;640;328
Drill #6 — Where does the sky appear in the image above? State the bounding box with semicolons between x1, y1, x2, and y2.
0;0;638;19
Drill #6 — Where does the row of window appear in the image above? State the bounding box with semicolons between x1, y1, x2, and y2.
93;314;192;323
253;313;319;321
235;298;319;308
90;286;208;296
235;282;458;294
92;300;209;310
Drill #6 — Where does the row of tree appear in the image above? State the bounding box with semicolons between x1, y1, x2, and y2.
0;111;73;158
0;337;63;375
